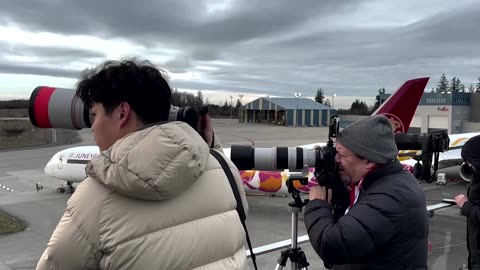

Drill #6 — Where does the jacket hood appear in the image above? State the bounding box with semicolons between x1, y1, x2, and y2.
85;121;210;200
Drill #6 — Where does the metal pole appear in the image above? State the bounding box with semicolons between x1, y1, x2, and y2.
291;211;298;270
238;94;244;121
294;92;301;127
51;129;57;144
296;97;298;126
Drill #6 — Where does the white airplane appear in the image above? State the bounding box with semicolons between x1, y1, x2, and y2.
44;77;432;194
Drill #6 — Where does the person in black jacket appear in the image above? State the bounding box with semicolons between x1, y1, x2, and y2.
455;135;480;270
304;114;429;270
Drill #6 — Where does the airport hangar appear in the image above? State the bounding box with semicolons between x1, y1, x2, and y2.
238;92;480;133
238;97;336;127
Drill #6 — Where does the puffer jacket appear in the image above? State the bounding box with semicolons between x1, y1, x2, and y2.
36;121;248;270
304;159;429;270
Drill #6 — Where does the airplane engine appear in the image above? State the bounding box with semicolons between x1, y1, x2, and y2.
459;162;475;182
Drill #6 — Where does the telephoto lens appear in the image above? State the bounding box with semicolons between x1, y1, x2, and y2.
230;145;317;171
29;86;92;130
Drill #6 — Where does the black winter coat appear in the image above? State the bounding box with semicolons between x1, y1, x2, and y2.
304;160;429;270
461;177;480;270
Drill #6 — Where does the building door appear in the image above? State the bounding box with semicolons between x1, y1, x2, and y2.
428;115;448;133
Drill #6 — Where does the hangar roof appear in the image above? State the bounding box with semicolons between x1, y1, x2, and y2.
263;97;332;110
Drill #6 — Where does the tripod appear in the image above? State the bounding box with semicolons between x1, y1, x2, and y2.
275;174;310;270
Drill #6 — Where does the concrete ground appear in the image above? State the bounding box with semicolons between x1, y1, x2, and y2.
0;118;471;270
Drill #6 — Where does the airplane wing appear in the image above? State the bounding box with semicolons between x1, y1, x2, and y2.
437;149;463;169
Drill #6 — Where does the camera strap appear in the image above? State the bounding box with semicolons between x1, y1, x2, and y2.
209;149;258;270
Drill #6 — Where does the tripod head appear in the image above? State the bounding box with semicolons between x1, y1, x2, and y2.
286;172;310;209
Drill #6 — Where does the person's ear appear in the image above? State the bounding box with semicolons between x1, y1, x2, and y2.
365;160;376;170
118;102;131;127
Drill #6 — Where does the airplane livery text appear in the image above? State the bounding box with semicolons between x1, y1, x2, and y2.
71;153;98;160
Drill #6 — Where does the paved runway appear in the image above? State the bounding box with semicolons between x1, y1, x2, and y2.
0;119;471;269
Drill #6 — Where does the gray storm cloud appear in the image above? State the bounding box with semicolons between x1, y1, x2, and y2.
0;42;105;79
0;0;479;98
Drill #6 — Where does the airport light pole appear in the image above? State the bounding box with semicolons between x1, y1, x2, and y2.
238;94;244;122
332;93;336;108
294;92;301;126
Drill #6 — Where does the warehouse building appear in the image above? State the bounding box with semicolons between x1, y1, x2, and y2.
378;92;480;134
409;92;470;134
239;97;336;127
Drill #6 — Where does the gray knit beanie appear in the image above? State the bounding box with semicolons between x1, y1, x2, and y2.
336;114;398;164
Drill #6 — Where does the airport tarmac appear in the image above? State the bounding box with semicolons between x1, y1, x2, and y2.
0;118;471;270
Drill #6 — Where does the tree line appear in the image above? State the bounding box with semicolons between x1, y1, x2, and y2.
171;88;242;117
431;73;480;93
314;87;375;115
0;99;29;109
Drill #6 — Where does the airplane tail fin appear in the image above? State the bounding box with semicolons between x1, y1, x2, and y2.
372;77;429;133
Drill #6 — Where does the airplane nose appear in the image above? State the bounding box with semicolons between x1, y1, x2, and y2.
44;163;55;177
44;155;59;177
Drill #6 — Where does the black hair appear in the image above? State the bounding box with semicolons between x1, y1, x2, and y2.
76;58;172;124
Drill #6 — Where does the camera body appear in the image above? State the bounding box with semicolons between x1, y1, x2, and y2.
168;105;208;134
28;86;207;133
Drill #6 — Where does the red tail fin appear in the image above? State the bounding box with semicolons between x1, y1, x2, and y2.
372;77;429;133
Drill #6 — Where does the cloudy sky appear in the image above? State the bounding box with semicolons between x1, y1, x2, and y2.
0;0;479;109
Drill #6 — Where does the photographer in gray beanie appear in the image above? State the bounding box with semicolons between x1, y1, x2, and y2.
304;114;429;270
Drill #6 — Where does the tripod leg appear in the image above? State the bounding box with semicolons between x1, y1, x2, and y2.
297;248;310;270
275;249;289;270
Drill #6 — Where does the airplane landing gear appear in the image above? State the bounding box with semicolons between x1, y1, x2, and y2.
35;183;43;191
56;181;75;193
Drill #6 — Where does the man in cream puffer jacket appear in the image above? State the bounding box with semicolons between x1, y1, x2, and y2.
36;58;248;270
